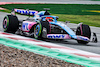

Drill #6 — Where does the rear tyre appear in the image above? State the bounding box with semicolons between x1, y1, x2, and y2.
76;24;91;44
3;15;19;33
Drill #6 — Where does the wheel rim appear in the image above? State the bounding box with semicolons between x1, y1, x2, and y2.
3;18;7;29
34;24;40;38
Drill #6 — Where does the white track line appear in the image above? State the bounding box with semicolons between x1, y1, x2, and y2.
0;31;100;61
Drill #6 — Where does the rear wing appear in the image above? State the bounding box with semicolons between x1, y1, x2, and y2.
14;9;38;16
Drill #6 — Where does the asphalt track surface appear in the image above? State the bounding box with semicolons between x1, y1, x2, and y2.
0;12;100;55
0;0;100;4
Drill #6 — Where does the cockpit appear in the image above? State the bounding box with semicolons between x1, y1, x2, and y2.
46;17;53;22
34;8;58;22
36;8;50;17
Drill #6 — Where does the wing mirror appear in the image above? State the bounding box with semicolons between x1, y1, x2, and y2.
66;21;70;24
56;16;59;20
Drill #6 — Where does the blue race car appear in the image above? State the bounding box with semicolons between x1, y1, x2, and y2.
3;8;97;44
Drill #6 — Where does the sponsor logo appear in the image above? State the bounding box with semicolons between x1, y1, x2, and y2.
47;34;65;39
22;23;29;31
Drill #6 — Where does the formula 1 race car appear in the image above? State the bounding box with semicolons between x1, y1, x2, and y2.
3;8;98;44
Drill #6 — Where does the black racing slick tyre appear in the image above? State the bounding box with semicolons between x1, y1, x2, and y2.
76;24;91;44
40;20;50;34
34;20;50;39
3;15;19;33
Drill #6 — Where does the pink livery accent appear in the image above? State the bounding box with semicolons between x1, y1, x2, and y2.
49;23;51;33
80;24;83;35
21;21;37;32
47;34;71;39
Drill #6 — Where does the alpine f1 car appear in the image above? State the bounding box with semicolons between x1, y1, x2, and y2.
3;8;98;44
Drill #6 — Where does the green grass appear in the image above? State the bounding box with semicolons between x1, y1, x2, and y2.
54;14;100;27
0;4;100;27
0;4;100;15
0;9;11;13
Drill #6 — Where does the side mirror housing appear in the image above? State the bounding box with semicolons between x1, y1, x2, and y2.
66;21;70;24
56;16;59;20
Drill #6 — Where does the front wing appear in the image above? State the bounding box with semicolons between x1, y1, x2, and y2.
47;34;90;42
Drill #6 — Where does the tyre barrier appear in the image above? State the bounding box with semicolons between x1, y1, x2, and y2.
0;36;100;67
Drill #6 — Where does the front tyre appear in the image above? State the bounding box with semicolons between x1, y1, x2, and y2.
34;23;42;39
76;24;91;44
3;15;19;33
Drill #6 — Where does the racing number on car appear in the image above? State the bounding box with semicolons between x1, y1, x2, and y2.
22;23;29;31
